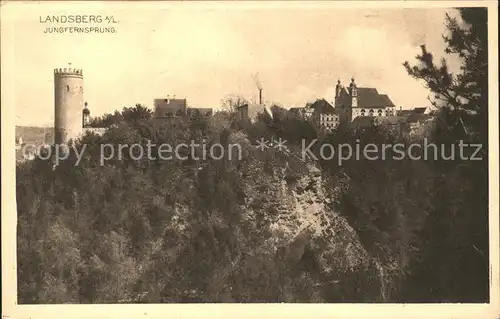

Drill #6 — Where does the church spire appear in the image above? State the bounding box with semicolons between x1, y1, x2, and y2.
349;77;358;107
348;77;357;96
335;79;342;98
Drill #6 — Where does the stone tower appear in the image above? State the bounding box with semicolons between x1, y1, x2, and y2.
54;67;84;144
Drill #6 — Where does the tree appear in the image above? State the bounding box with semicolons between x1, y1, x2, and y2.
122;104;153;125
89;104;153;128
220;94;249;113
403;8;488;144
401;8;489;302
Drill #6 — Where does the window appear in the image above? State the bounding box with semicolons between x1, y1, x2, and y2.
66;85;70;92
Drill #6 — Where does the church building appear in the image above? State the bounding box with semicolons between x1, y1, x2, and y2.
333;78;396;124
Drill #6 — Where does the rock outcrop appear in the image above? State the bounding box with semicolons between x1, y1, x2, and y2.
233;149;385;302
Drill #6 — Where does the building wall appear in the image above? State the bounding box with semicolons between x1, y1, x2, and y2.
154;98;187;117
54;68;84;144
319;113;339;130
351;107;395;121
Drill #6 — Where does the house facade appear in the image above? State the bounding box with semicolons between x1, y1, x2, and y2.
310;99;339;131
154;97;188;118
290;99;339;131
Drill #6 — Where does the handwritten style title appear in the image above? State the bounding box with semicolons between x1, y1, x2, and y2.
39;15;118;24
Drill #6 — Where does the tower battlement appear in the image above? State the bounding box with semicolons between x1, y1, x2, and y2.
54;68;83;76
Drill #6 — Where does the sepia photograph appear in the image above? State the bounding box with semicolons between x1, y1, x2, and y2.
1;1;499;318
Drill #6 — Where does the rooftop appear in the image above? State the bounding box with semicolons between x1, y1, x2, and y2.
406;113;433;123
310;99;335;114
376;116;408;126
336;83;396;109
398;110;414;116
412;107;428;114
355;88;396;108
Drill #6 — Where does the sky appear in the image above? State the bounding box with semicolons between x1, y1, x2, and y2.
1;2;461;127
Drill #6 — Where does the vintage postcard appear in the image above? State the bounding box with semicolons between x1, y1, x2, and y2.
1;1;499;318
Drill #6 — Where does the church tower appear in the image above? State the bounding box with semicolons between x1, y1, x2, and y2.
349;77;357;107
335;80;342;98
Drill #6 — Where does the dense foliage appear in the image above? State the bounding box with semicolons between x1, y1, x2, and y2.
399;8;489;302
87;104;153;128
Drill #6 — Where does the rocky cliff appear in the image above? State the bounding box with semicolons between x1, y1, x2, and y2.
234;154;385;302
162;131;388;302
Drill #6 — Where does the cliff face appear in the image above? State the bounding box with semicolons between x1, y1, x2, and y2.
136;125;379;302
234;157;384;302
152;132;386;302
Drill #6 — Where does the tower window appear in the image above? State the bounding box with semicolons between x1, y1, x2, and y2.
66;85;70;92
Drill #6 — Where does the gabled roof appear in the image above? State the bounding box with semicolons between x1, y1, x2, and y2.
398;110;413;116
289;107;304;113
378;94;395;108
412;107;428;114
335;86;396;109
357;88;395;108
310;99;335;114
